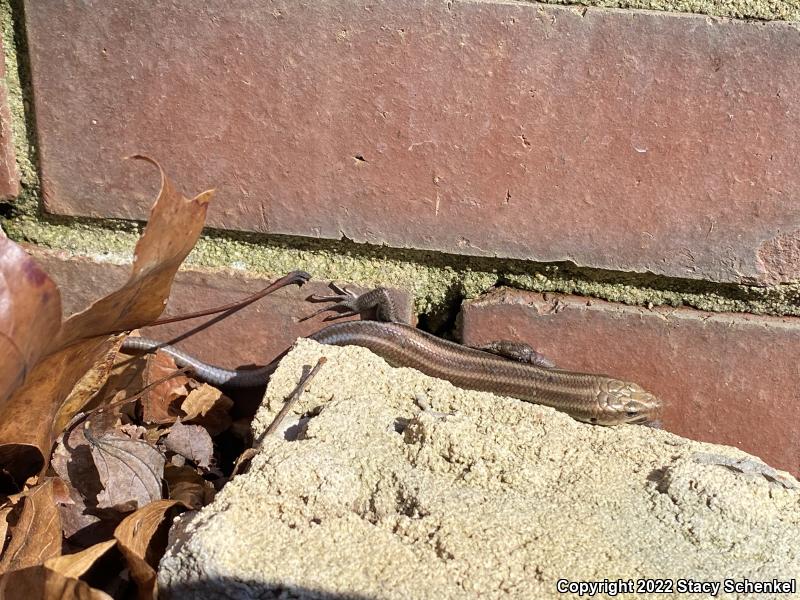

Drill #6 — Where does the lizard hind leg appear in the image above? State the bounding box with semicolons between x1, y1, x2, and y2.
303;284;403;323
473;340;556;368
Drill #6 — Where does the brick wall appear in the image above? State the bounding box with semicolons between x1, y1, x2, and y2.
2;1;799;474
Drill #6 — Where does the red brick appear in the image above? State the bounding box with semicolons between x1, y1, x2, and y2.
28;248;412;370
461;288;800;476
25;1;800;284
0;30;19;199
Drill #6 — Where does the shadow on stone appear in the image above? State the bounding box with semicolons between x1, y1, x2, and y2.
162;577;377;600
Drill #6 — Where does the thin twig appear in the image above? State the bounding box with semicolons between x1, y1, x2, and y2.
230;356;327;478
265;357;327;437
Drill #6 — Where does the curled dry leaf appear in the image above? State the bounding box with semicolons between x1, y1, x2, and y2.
180;384;225;421
141;351;190;425
164;464;215;509
231;447;258;478
0;565;113;600
94;335;148;399
114;499;185;600
164;421;213;469
75;333;149;423
119;423;147;440
89;335;176;428
180;384;233;436
52;157;214;350
86;431;165;511
0;237;62;406
0;340;115;487
0;506;12;552
0;157;213;486
44;539;117;579
0;478;62;575
57;336;126;433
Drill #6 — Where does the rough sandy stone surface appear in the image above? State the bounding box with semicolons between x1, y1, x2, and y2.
158;339;800;599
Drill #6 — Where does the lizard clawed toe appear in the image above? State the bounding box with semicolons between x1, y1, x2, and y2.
301;283;362;322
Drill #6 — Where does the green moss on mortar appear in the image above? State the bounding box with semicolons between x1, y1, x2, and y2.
1;0;37;188
534;0;800;21
2;0;799;321
7;209;800;318
111;233;800;318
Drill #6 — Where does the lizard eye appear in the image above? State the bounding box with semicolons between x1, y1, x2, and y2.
625;402;640;417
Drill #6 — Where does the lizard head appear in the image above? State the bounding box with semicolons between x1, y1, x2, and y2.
591;379;662;426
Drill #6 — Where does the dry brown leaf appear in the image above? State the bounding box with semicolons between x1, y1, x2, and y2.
0;565;113;599
50;478;73;506
44;539;116;579
57;337;126;430
164;464;215;509
118;423;146;440
53;158;213;349
53;488;107;548
143;427;164;446
0;236;62;407
0;341;114;489
181;384;233;436
0;478;62;575
51;422;120;545
164;421;213;469
0;506;12;555
180;384;226;420
51;417;143;544
231;447;258;478
141;351;190;424
73;333;148;423
87;432;165;510
114;499;185;600
0;157;213;486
